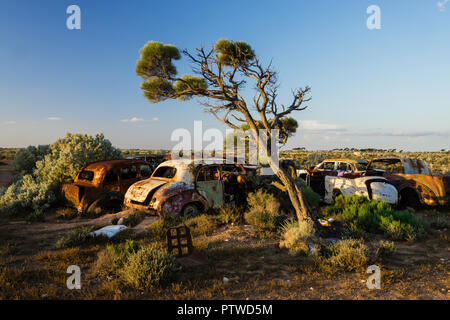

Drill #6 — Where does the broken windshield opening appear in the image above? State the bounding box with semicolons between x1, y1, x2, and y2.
78;170;94;181
152;166;177;179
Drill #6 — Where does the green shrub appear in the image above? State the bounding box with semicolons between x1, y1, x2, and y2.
12;145;50;176
244;189;283;231
326;239;369;271
0;174;56;216
55;226;95;249
0;133;122;217
376;240;396;257
279;218;316;255
94;240;142;277
216;206;244;225
35;133;122;186
296;178;321;208
183;214;215;237
120;243;180;290
320;195;424;241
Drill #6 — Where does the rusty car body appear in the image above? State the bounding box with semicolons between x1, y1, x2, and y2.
365;158;449;206
124;159;252;216
62;159;152;214
324;175;398;205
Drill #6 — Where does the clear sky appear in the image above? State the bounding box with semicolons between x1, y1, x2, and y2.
1;0;449;151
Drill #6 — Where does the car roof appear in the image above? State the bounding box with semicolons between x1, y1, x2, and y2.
157;158;240;167
322;158;368;164
83;159;148;171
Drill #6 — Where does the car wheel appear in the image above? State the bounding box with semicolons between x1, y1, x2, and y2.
182;203;199;217
399;189;420;209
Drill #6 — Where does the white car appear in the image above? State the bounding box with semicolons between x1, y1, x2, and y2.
324;176;398;205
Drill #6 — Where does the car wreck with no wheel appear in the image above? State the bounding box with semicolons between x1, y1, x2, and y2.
62;159;152;214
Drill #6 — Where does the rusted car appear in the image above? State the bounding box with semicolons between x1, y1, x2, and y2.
324;175;398;205
124;159;252;216
62;159;152;214
365;158;449;207
299;158;369;196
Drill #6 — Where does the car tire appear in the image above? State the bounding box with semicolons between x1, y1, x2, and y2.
182;203;199;217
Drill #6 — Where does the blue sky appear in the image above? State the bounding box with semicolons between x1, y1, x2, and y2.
0;0;449;151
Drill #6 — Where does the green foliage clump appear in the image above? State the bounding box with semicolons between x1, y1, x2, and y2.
0;133;122;217
34;133;122;186
216;206;244;225
326;239;369;271
214;39;255;66
0;174;56;216
279;218;316;255
321;195;424;241
296;177;320;208
12;145;50;176
244;189;283;231
174;75;207;100
120;243;180;290
376;240;396;257
183;214;216;237
55;226;95;249
94;240;141;277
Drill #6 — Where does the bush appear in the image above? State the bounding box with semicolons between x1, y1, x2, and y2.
120;243;180;290
35;133;122;186
55;226;95;249
183;214;216;237
320;195;425;241
0;133;122;217
216;206;244;225
0;174;56;216
244;189;283;231
12;145;50;176
296;178;320;208
279;218;316;255
376;240;396;257
94;240;141;277
326;239;369;271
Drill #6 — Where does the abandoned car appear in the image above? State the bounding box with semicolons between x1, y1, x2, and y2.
124;159;252;216
62;159;152;214
365;157;449;206
324;175;398;205
299;158;369;196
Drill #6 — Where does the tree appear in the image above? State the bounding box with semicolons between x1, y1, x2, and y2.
135;39;316;224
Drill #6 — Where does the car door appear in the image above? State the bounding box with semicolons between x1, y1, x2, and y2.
195;165;224;208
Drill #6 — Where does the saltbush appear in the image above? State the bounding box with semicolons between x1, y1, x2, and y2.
12;145;50;176
55;226;95;249
296;177;321;208
0;174;56;216
0;133;122;217
244;189;283;231
120;243;180;290
321;195;424;241
279;218;316;255
326;239;369;271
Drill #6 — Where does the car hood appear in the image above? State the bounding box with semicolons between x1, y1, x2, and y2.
125;179;168;203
